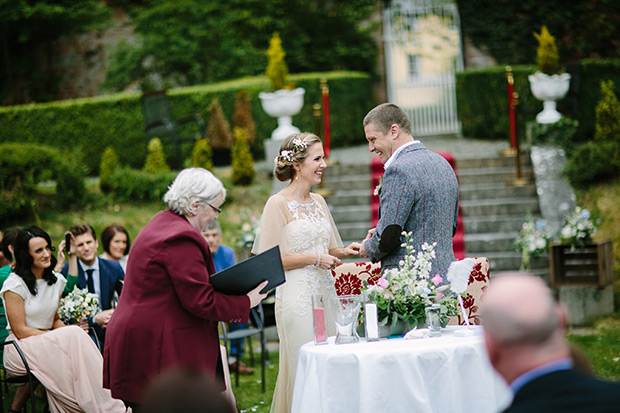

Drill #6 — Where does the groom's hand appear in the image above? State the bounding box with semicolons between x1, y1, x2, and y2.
360;240;368;258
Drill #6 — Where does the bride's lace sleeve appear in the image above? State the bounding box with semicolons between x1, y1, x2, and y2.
251;195;287;255
315;193;343;249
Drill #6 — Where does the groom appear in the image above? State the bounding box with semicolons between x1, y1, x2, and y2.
359;103;459;277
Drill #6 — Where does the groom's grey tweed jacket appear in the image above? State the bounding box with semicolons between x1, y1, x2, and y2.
365;142;459;277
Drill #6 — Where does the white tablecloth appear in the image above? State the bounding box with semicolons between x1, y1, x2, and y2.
291;326;511;413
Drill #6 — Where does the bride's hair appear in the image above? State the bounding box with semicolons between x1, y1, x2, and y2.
274;132;322;182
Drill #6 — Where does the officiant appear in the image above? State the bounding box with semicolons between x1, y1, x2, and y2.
103;167;268;410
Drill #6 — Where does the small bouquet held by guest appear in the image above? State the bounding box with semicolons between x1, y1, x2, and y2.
59;286;100;325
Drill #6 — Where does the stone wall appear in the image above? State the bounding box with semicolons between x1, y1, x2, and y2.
52;10;134;100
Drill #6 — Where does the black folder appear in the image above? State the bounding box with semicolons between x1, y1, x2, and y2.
210;246;285;295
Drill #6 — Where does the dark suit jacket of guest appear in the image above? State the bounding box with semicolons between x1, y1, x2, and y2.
365;142;459;277
504;369;620;413
103;210;251;404
61;256;124;346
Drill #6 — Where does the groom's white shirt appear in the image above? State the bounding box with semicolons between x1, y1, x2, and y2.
383;140;419;170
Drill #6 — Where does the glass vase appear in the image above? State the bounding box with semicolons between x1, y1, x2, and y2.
329;295;361;344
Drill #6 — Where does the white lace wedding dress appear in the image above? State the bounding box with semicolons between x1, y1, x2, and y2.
253;192;342;413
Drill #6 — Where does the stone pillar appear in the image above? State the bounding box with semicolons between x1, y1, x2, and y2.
558;285;615;326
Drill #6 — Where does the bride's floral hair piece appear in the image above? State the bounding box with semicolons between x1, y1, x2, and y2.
274;132;322;182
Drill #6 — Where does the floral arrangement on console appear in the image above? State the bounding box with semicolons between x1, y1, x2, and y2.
360;232;460;330
58;287;100;325
558;206;598;250
513;212;552;271
236;207;259;250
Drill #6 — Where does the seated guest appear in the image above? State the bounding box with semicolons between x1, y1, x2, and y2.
61;224;124;350
141;367;236;413
480;272;620;412
100;225;131;272
1;227;22;342
1;226;126;412
203;221;253;375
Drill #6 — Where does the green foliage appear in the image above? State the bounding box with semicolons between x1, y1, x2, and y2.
265;32;290;91
191;138;213;171
456;0;620;66
99;146;120;193
102;0;378;91
594;80;620;142
207;99;234;150
0;71;372;166
564;141;620;188
0;0;111;104
108;167;177;203
530;117;580;155
534;26;559;75
231;128;255;186
232;89;256;144
572;60;620;142
0;143;85;222
143;138;170;173
456;65;537;140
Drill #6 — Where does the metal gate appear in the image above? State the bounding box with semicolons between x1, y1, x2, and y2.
383;0;463;136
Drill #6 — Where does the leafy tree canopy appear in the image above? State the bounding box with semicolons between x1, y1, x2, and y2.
103;0;379;91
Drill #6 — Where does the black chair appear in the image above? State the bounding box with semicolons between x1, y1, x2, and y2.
140;90;206;169
219;303;268;392
0;340;38;412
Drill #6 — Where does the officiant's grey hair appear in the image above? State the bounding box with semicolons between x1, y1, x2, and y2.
164;168;226;216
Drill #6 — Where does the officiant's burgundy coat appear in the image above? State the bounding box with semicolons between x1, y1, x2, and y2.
103;210;250;404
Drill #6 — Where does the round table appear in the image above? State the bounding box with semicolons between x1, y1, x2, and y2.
291;326;511;413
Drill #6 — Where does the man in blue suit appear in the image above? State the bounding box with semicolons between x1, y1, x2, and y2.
482;272;620;412
62;224;124;350
360;103;459;277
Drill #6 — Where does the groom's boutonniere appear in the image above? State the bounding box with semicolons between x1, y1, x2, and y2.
373;176;383;196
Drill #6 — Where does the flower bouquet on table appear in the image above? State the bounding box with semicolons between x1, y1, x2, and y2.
513;212;551;271
58;287;99;325
360;232;459;336
558;206;598;250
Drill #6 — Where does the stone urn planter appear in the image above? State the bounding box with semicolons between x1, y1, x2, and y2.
528;72;571;124
258;87;305;141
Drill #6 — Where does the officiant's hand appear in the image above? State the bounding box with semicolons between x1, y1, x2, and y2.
248;280;269;308
359;240;368;258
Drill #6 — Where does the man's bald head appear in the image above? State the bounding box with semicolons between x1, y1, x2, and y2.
481;272;562;346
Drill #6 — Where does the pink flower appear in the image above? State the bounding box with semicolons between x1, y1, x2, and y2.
376;276;389;289
437;291;444;299
431;274;443;286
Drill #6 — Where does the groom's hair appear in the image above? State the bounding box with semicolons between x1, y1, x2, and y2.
364;103;412;135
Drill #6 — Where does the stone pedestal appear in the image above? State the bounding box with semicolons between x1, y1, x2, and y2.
558;285;615;326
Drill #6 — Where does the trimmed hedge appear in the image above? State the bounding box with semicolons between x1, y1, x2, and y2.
0;143;85;222
456;65;537;140
0;71;373;174
108;167;177;203
456;60;620;142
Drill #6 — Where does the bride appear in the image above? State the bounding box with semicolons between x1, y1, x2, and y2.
253;132;360;413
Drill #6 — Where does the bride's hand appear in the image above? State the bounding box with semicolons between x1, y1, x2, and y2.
317;254;341;271
342;242;361;257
